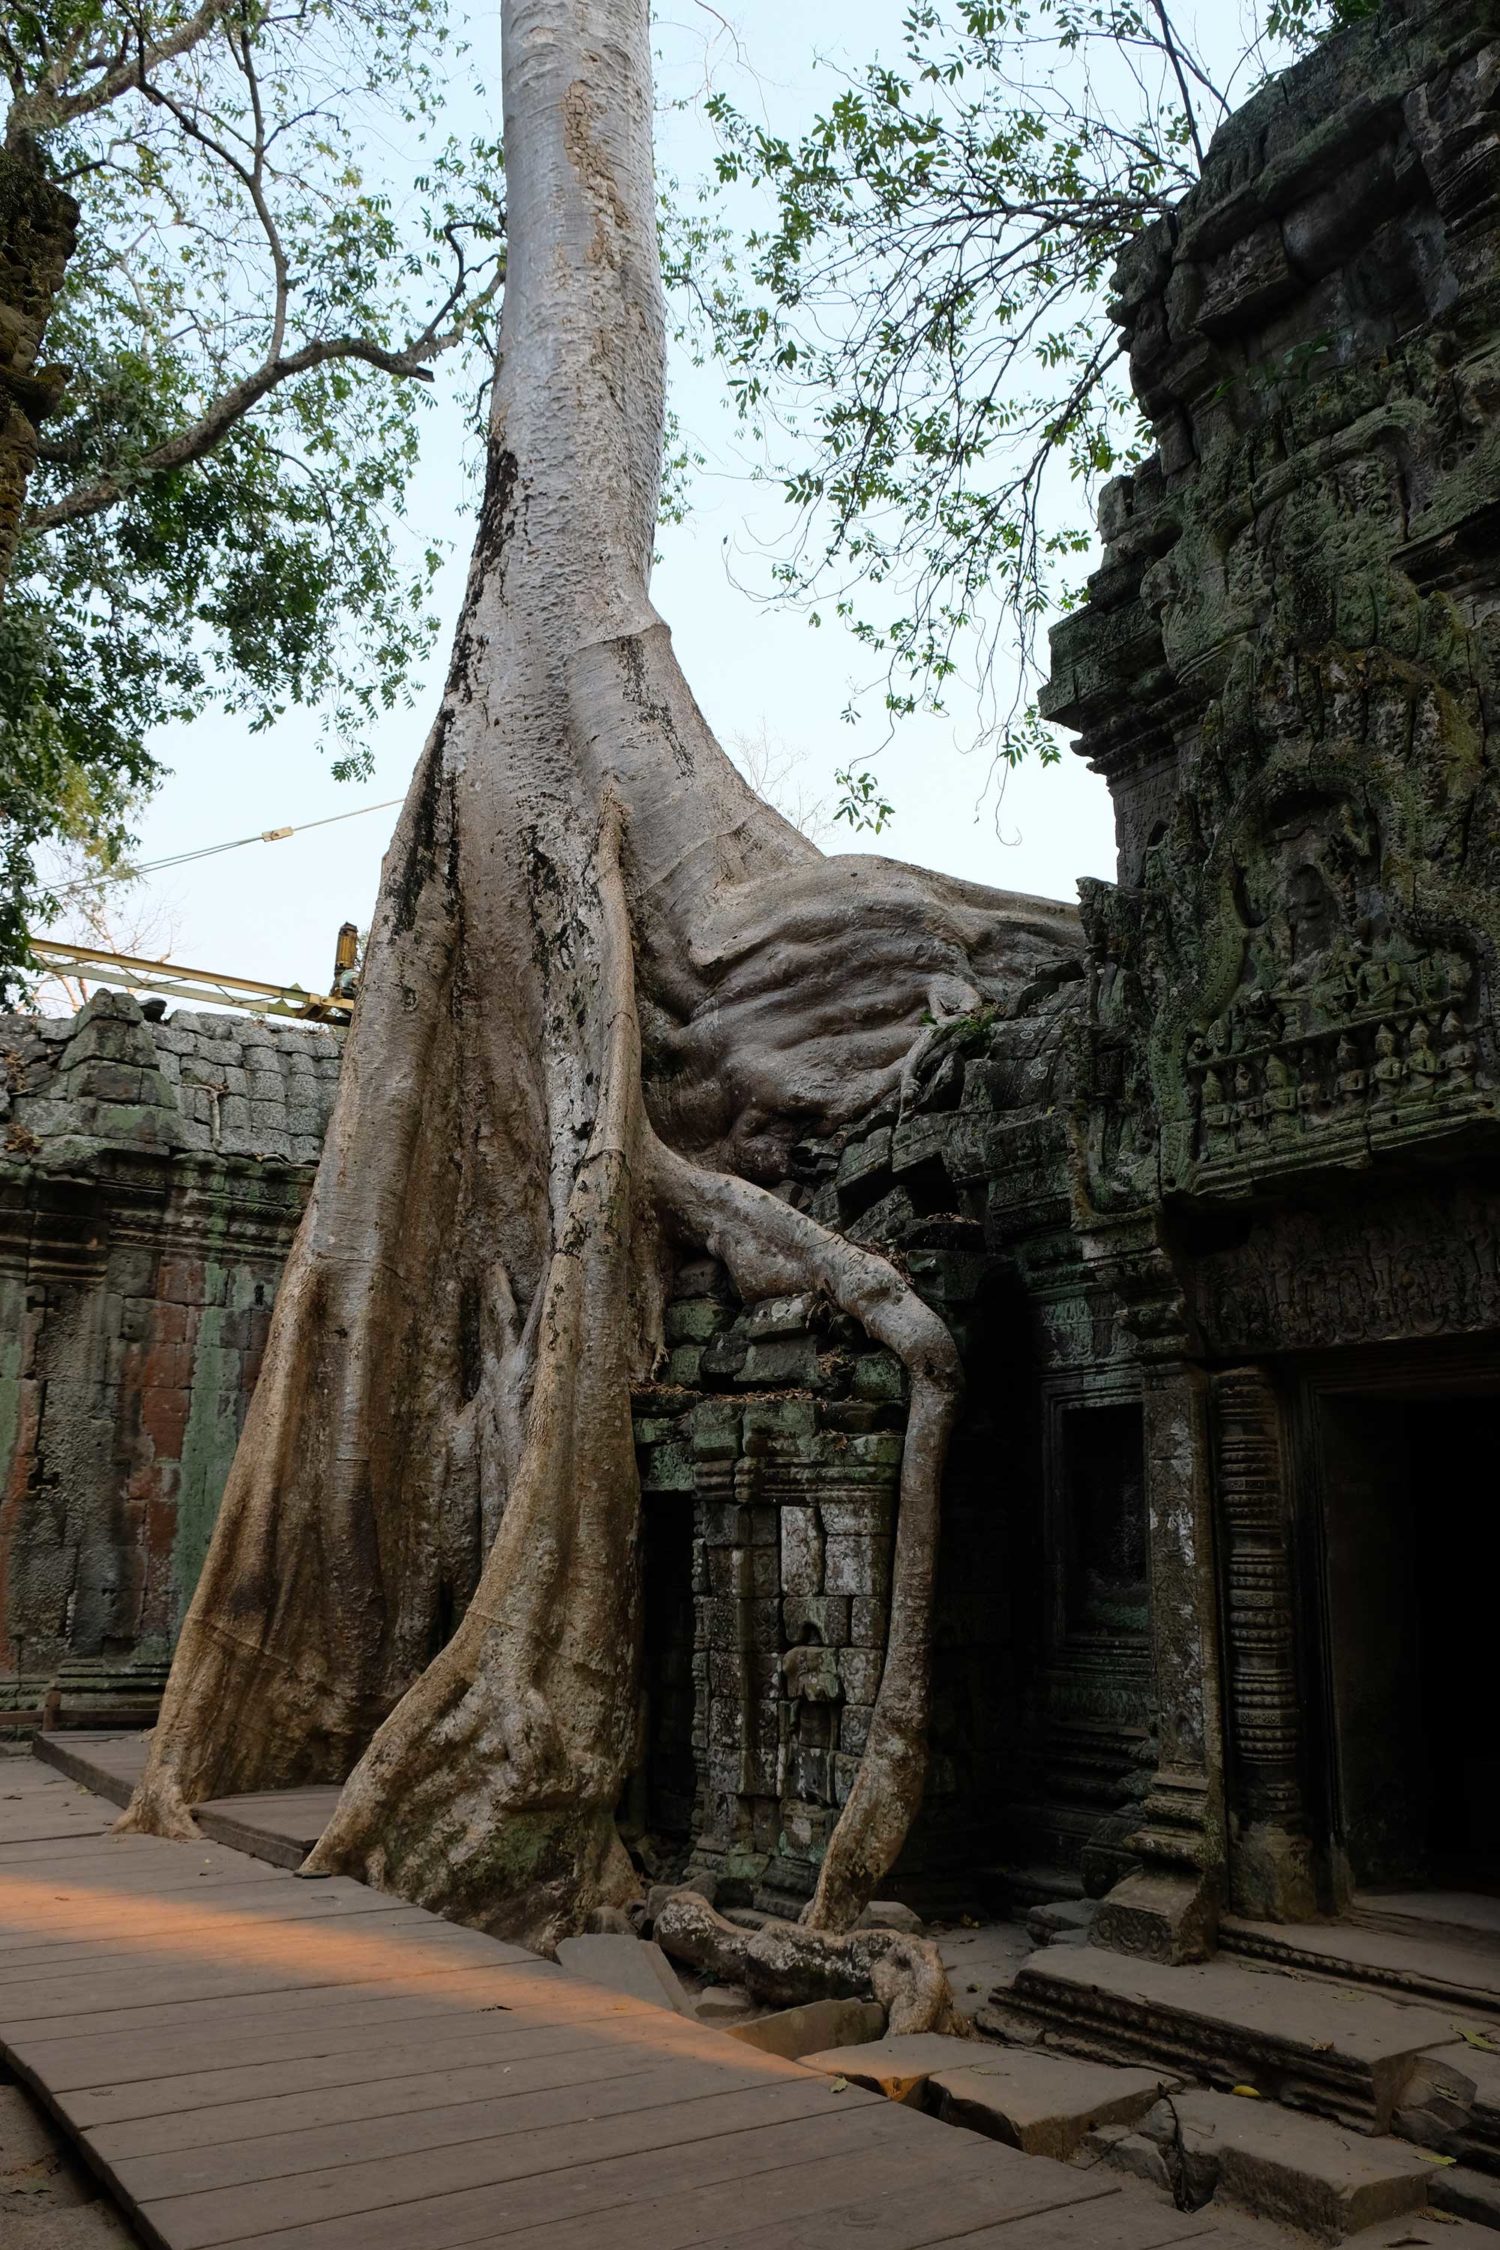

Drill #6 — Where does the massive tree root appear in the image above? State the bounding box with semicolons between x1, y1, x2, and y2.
122;0;1078;1950
653;1891;968;2037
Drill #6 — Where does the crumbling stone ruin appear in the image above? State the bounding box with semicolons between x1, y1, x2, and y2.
0;994;339;1721
2;0;1499;1987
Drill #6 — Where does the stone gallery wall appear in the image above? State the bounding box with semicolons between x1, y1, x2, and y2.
1041;0;1500;1947
629;938;1160;1914
0;992;339;1720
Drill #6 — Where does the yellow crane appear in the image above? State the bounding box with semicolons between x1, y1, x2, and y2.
30;923;361;1024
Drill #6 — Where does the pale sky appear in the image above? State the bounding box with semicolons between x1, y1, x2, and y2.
40;1;1271;1003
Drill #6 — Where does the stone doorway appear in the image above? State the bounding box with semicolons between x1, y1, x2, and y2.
1316;1382;1500;1899
638;1493;699;1850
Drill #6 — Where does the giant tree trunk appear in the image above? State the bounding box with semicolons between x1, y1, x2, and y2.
123;0;1073;1946
0;137;77;601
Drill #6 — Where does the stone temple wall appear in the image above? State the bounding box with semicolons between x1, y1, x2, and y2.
0;992;338;1721
1039;0;1500;1951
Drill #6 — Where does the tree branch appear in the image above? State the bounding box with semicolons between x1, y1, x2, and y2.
1148;1;1207;168
25;278;502;535
7;0;239;139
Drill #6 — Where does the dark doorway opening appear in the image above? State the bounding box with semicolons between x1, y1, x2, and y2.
1319;1391;1500;1892
641;1496;698;1846
1058;1400;1148;1639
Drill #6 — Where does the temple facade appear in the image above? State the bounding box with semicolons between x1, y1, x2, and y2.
633;0;1500;1961
1;0;1496;1972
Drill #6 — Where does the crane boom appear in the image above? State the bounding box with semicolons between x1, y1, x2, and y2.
29;937;355;1023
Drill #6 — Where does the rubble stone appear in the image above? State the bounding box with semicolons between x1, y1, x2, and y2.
554;1932;695;2015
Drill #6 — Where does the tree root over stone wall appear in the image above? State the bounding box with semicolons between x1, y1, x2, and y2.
120;0;1080;1970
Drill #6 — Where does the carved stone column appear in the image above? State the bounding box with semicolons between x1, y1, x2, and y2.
1094;1362;1226;1962
1212;1366;1316;1921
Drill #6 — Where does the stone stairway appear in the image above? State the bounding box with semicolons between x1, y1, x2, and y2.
1219;1904;1500;2024
986;1946;1465;2133
979;1932;1500;2227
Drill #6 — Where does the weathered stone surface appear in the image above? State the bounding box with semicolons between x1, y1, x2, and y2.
1430;2162;1500;2230
856;1899;927;1937
693;1983;755;2026
797;2031;978;2103
1086;2121;1173;2190
1170;2089;1436;2241
554;1933;694;2015
929;2048;1170;2159
1393;2037;1500;2171
729;1995;886;2060
1028;1899;1096;1942
0;995;340;1721
1002;1948;1458;2130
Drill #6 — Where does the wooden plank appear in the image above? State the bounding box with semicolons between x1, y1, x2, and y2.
131;2083;889;2250
0;1900;533;1985
4;1969;660;2087
196;1788;346;1823
81;2024;772;2153
0;1835;284;1878
194;1788;345;1869
0;1887;457;1968
0;1803;115;1842
61;2009;718;2129
1;1753;1203;2250
921;2206;1233;2249
0;1773;109;1806
33;1733;148;1805
108;2050;803;2203
0;1765;82;1795
0;1918;545;2026
0;1875;396;1942
487;2133;1105;2250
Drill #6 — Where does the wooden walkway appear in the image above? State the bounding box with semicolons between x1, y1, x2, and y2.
0;1746;1253;2250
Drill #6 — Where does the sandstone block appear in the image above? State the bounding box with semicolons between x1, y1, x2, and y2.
730;1995;885;2060
929;2048;1170;2159
855;1898;926;1937
798;2031;977;2103
554;1933;694;2016
824;1534;889;1596
1171;2089;1435;2241
779;1506;823;1594
694;1984;754;2026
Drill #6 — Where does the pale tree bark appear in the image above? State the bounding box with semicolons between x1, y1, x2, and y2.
122;0;1078;1947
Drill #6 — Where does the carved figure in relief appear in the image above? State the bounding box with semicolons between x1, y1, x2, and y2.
1264;1050;1297;1134
1443;1011;1477;1091
782;1629;843;1811
1407;1017;1441;1096
1373;1024;1405;1102
1334;1036;1364;1106
1297;1046;1322;1124
1181;779;1488;1170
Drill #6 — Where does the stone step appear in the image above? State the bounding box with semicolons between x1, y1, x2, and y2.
796;2032;979;2105
1354;1890;1500;1949
925;2049;1173;2160
1394;2037;1500;2174
1223;1910;1500;2022
989;1945;1464;2132
1162;2089;1438;2242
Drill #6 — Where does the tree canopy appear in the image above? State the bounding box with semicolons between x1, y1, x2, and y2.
677;0;1376;824
0;0;504;991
